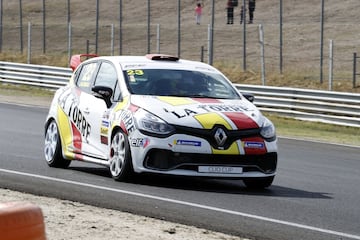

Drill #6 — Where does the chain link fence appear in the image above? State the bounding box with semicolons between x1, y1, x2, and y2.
0;0;360;88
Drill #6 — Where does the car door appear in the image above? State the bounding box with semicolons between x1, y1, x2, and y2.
78;61;119;160
58;61;99;159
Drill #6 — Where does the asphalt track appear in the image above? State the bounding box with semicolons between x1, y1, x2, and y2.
0;102;359;240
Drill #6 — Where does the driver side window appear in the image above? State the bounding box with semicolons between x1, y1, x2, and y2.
93;62;121;101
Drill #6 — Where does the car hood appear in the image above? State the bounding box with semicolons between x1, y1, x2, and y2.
130;95;264;130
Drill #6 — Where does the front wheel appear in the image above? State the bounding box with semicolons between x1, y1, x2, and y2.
243;176;274;189
44;120;71;168
109;130;133;181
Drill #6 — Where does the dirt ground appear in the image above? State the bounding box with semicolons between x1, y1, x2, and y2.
0;188;248;240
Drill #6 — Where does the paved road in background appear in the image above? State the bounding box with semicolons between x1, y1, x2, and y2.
0;102;359;240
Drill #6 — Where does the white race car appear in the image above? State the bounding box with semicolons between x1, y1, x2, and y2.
44;54;277;188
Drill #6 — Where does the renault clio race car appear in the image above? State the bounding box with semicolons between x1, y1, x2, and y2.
44;54;277;188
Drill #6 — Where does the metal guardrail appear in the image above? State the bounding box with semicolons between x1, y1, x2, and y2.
237;84;360;128
0;61;70;89
0;61;359;128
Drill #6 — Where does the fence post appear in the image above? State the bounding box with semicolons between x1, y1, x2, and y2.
200;46;205;62
207;24;211;64
156;24;160;53
0;0;2;52
259;24;266;85
19;0;23;53
354;52;357;88
86;40;90;54
110;24;114;56
42;0;46;54
68;22;72;64
27;22;31;64
328;40;333;91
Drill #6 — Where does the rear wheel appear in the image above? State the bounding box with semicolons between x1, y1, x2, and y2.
109;130;133;181
243;176;274;189
44;120;71;168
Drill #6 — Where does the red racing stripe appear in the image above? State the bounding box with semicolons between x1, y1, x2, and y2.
71;122;82;151
223;112;259;130
192;98;221;103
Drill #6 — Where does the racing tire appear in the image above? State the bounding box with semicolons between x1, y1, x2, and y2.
44;120;71;168
243;176;274;189
109;130;134;181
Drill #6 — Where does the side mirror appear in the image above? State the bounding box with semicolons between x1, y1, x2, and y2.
92;86;113;108
241;92;255;102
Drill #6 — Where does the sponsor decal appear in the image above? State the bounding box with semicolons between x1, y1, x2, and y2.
242;137;267;154
198;166;243;174
102;110;111;120
101;135;108;145
100;119;110;145
58;90;74;110
244;142;265;149
164;108;198;119
123;64;146;69
68;103;91;141
100;127;108;135
119;110;135;134
197;104;249;112
174;140;201;147
130;138;150;148
102;120;110;128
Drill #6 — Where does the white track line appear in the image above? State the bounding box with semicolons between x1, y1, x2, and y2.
1;168;360;240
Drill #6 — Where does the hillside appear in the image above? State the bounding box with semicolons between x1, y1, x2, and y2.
1;0;360;92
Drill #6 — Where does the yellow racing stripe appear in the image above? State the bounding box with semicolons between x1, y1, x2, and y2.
57;105;74;159
157;96;194;106
113;96;129;112
194;112;232;130
211;142;240;154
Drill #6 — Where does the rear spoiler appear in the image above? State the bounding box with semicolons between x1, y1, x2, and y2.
145;54;179;61
70;54;98;71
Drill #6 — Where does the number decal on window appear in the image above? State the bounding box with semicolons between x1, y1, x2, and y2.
127;69;144;76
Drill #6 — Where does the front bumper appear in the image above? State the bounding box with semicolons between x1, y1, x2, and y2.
129;130;278;178
144;150;277;173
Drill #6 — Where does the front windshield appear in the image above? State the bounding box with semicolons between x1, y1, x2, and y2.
123;69;240;99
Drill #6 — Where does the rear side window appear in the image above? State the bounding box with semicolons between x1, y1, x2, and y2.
75;62;98;93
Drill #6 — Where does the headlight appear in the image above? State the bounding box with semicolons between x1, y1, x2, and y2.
260;117;276;141
134;108;175;136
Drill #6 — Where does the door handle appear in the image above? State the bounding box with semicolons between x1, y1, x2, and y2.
83;108;90;114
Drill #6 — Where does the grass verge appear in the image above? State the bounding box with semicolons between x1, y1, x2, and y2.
266;114;360;146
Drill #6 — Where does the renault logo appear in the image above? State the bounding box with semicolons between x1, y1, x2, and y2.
214;127;227;146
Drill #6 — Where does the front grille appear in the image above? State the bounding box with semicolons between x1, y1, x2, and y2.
174;125;261;149
144;149;277;173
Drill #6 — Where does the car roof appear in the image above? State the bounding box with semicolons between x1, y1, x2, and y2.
82;55;219;72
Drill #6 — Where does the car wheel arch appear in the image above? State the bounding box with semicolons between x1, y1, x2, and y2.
109;126;134;181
